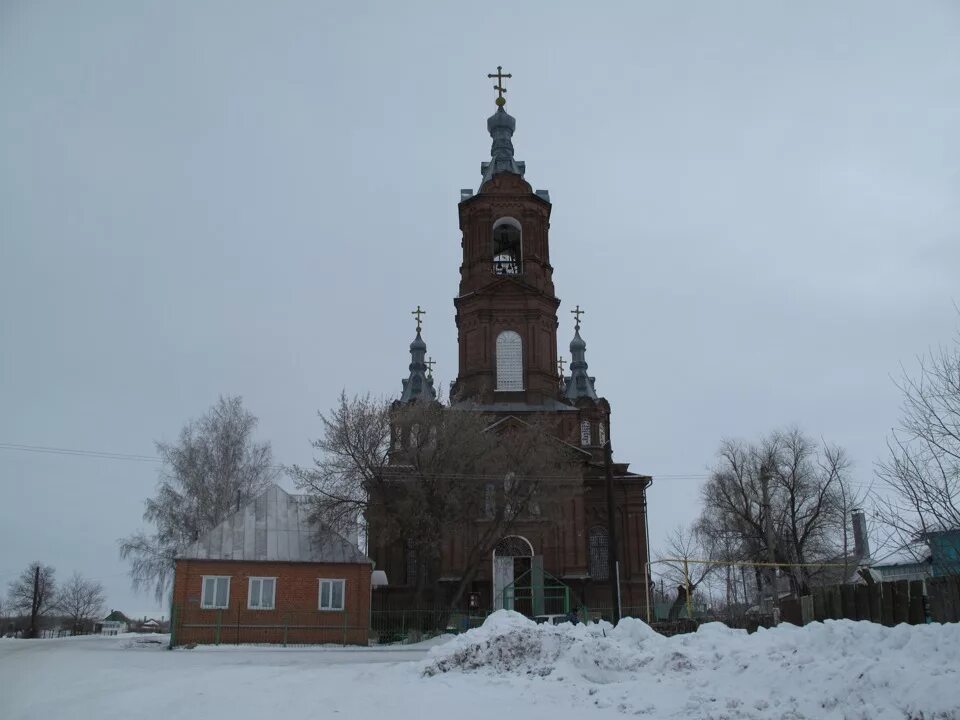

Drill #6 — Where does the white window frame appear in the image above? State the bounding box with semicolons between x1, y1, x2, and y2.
580;420;592;446
247;576;276;610
318;578;346;611
495;330;524;391
200;575;231;609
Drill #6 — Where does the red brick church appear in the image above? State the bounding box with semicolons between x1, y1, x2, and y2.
368;73;653;618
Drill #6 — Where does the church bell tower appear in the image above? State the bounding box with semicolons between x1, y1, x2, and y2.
451;69;562;406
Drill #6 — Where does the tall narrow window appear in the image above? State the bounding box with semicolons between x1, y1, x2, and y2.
503;472;516;516
496;331;523;391
588;527;609;580
580;420;592;446
405;540;418;586
484;482;496;519
598;422;607;447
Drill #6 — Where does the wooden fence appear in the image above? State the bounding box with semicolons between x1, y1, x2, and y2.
780;575;960;626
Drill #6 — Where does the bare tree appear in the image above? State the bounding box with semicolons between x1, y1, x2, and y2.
876;330;960;562
655;524;718;605
120;396;276;602
56;573;106;634
7;563;56;638
290;393;577;608
698;428;849;596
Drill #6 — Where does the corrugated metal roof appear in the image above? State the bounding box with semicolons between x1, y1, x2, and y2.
178;484;371;565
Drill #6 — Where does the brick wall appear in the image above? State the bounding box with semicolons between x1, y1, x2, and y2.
172;559;372;646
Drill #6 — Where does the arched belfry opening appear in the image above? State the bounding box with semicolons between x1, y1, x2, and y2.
492;217;521;276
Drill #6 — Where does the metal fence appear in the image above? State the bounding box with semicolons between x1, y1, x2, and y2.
170;605;369;647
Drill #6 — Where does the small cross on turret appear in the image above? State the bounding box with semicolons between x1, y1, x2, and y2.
487;65;512;107
557;356;567;376
411;305;426;332
571;305;585;331
425;356;436;377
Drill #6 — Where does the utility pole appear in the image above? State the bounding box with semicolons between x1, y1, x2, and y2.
29;565;40;639
760;462;779;625
604;439;621;624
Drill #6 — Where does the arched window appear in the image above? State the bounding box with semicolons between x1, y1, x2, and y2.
492;218;521;275
588;526;609;580
496;331;523;391
580;420;592;446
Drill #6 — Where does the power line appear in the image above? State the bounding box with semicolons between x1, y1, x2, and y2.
0;441;878;491
0;443;160;463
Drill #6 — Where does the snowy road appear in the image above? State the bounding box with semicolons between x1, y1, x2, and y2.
3;615;959;720
0;634;574;720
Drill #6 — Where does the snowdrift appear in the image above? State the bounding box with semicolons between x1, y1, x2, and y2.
424;610;960;719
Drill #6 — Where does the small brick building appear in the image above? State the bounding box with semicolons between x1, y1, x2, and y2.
171;484;372;646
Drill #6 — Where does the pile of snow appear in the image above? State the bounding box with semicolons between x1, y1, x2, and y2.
424;610;960;719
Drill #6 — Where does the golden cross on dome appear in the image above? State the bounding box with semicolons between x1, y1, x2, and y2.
411;305;426;332
487;65;512;107
557;356;567;375
571;305;585;330
425;356;436;376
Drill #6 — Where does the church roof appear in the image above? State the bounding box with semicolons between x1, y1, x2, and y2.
178;484;371;565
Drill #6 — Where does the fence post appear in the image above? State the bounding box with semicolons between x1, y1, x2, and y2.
947;575;960;622
869;583;882;623
215;610;221;645
282;615;288;647
854;585;869;621
169;604;177;649
908;580;925;625
812;588;825;621
893;580;910;625
880;583;895;626
841;585;856;619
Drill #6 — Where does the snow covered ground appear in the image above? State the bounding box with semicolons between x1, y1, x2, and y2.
1;614;958;720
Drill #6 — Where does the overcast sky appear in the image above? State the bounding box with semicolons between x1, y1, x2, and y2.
1;1;958;618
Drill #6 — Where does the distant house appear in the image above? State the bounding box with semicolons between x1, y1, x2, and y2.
869;554;932;584
868;528;960;584
172;484;373;646
99;610;130;635
924;530;960;577
138;618;161;633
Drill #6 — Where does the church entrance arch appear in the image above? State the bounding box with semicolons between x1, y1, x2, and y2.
492;535;534;611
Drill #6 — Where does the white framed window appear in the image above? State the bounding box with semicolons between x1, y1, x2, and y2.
247;577;276;610
580;420;592;446
318;579;346;611
496;330;523;391
598;422;607;447
201;576;230;609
